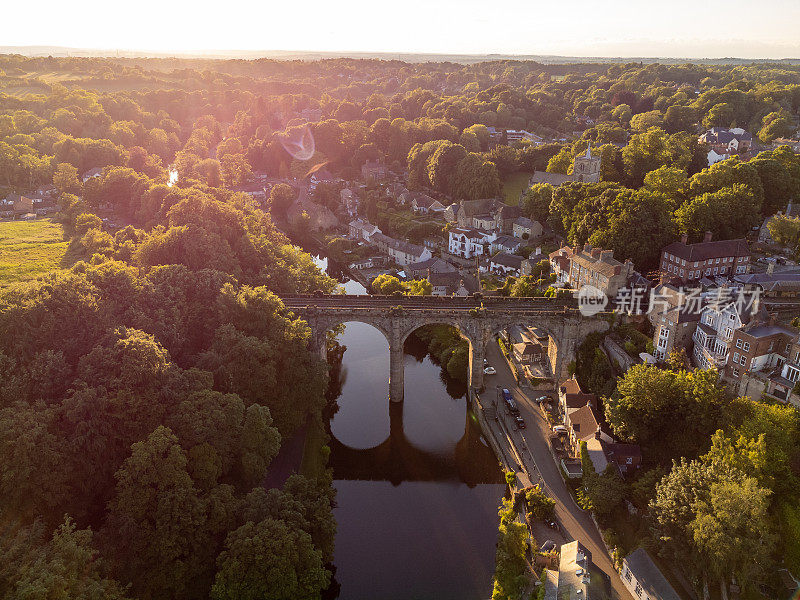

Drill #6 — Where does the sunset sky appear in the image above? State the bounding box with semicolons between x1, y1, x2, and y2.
6;0;800;59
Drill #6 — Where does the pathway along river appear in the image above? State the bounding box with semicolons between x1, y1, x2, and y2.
313;256;504;600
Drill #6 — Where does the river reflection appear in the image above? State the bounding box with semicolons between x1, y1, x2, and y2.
314;255;504;600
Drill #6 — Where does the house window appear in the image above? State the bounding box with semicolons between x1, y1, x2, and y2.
733;368;739;377
625;569;632;582
713;267;718;275
740;355;747;367
743;342;750;352
635;583;643;596
736;339;742;349
733;352;740;363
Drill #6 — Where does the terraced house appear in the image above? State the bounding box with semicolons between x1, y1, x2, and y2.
659;232;750;284
548;244;635;298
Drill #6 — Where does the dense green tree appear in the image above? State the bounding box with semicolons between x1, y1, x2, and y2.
651;458;775;598
606;364;730;461
211;518;329;600
104;426;207;599
451;153;501;200
268;183;297;219
491;499;529;600
675;184;761;241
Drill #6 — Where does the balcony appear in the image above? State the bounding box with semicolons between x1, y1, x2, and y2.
695;344;727;369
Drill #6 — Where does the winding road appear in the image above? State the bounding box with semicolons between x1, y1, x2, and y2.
483;338;632;600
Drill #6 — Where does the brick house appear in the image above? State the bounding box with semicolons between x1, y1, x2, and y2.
659;232;750;284
723;320;799;405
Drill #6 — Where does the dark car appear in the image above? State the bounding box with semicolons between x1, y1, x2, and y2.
514;415;526;429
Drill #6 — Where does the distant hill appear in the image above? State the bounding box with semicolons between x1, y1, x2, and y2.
2;46;799;65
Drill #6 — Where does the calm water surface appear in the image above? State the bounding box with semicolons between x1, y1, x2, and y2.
314;255;504;600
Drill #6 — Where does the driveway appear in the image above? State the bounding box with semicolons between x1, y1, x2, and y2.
484;339;632;600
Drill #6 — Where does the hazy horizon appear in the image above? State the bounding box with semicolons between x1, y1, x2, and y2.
6;0;800;61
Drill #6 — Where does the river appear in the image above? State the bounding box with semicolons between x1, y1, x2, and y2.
314;255;504;600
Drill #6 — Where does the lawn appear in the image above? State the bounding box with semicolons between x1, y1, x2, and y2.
0;218;72;290
502;171;533;206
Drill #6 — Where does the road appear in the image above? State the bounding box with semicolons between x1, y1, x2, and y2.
483;338;632;600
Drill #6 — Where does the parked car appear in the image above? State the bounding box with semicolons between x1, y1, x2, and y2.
514;415;526;429
483;366;496;375
502;389;519;415
536;395;551;403
552;425;567;434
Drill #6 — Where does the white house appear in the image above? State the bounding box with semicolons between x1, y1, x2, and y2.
490;252;524;276
81;167;104;183
692;290;760;370
448;228;496;259
505;129;543;144
621;549;681;600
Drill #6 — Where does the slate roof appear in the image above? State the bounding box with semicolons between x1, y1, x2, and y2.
735;272;800;293
491;252;524;269
623;548;681;600
567;404;600;441
406;257;456;276
514;216;536;229
529;171;572;186
662;238;750;262
494;234;521;249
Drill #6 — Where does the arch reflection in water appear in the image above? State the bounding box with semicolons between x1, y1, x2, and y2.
326;319;504;600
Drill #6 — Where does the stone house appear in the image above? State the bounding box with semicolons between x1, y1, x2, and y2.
548;244;635;298
649;283;701;361
348;218;381;242
512;216;543;239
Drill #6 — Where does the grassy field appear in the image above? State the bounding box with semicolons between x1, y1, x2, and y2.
0;218;71;290
502;171;532;206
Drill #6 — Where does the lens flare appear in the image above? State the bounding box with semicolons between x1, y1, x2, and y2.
280;124;315;161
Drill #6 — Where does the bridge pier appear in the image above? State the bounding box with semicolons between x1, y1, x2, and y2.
468;338;485;391
389;338;404;403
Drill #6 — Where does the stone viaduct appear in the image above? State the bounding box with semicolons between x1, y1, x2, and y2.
281;295;611;403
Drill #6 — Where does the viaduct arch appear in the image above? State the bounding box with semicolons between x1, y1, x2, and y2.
281;295;611;403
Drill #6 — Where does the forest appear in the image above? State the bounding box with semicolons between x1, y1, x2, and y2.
1;54;800;599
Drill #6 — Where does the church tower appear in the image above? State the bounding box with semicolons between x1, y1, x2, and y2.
572;145;601;183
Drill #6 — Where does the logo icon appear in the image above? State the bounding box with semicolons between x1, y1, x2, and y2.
576;285;608;316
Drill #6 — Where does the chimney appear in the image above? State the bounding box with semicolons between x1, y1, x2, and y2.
767;262;775;275
681;233;688;244
703;231;713;243
600;249;614;261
